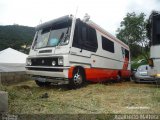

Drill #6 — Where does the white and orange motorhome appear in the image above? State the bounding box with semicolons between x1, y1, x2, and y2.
26;15;131;88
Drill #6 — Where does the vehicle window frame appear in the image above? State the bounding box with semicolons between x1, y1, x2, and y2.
101;36;115;53
33;20;72;49
72;19;98;52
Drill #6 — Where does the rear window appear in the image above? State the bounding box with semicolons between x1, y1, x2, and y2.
102;36;114;53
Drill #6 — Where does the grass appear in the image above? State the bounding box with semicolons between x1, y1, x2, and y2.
1;80;159;114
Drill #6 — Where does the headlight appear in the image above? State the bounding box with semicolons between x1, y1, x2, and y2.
156;74;160;77
58;57;63;65
52;61;56;66
26;59;32;66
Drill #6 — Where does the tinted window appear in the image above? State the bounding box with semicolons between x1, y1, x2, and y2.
121;47;125;57
72;20;98;52
72;21;80;48
125;49;129;59
151;15;160;45
83;25;98;52
156;21;160;34
102;36;114;53
121;47;129;59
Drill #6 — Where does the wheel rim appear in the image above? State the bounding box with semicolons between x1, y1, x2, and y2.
73;72;82;85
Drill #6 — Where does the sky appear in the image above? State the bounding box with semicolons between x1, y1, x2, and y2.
0;0;160;36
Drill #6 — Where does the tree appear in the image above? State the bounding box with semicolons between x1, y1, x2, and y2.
116;12;149;59
0;25;35;54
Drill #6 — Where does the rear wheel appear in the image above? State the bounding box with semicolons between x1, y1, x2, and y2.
35;80;51;87
69;68;85;89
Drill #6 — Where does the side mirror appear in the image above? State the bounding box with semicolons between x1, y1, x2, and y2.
146;66;148;70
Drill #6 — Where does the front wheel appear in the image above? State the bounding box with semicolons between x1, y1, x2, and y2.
69;68;85;89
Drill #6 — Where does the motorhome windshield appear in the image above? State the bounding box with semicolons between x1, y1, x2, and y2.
34;21;71;49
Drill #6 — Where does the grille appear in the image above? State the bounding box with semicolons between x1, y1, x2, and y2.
39;50;52;53
29;57;62;66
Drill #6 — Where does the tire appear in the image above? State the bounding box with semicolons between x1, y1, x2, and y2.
35;80;51;87
69;68;85;89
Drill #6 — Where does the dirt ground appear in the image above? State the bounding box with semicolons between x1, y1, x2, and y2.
0;80;160;114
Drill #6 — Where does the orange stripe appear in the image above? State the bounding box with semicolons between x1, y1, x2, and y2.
123;58;129;70
121;70;131;78
68;67;75;79
85;68;118;82
68;67;131;82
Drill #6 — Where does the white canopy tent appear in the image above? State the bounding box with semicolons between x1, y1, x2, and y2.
0;48;28;72
0;48;28;63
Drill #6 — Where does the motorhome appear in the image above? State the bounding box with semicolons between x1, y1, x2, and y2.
26;15;131;88
148;11;160;78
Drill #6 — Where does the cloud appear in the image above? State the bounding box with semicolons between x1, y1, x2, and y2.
127;0;160;17
0;0;160;36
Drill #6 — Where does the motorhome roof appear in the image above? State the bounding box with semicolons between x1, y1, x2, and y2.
35;15;129;50
35;15;71;31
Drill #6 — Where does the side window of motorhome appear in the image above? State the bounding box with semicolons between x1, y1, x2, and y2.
101;36;114;53
72;20;98;52
125;49;129;59
121;47;129;60
121;47;125;58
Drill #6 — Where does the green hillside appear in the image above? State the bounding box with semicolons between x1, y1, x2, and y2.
0;25;35;53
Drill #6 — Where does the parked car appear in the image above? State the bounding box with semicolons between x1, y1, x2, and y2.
134;65;155;83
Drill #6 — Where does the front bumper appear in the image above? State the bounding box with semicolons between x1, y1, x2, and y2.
26;66;70;78
135;75;154;80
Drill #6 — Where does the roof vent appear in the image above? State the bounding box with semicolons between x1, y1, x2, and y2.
83;13;90;22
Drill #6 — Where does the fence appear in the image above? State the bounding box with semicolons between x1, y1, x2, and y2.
0;72;29;85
